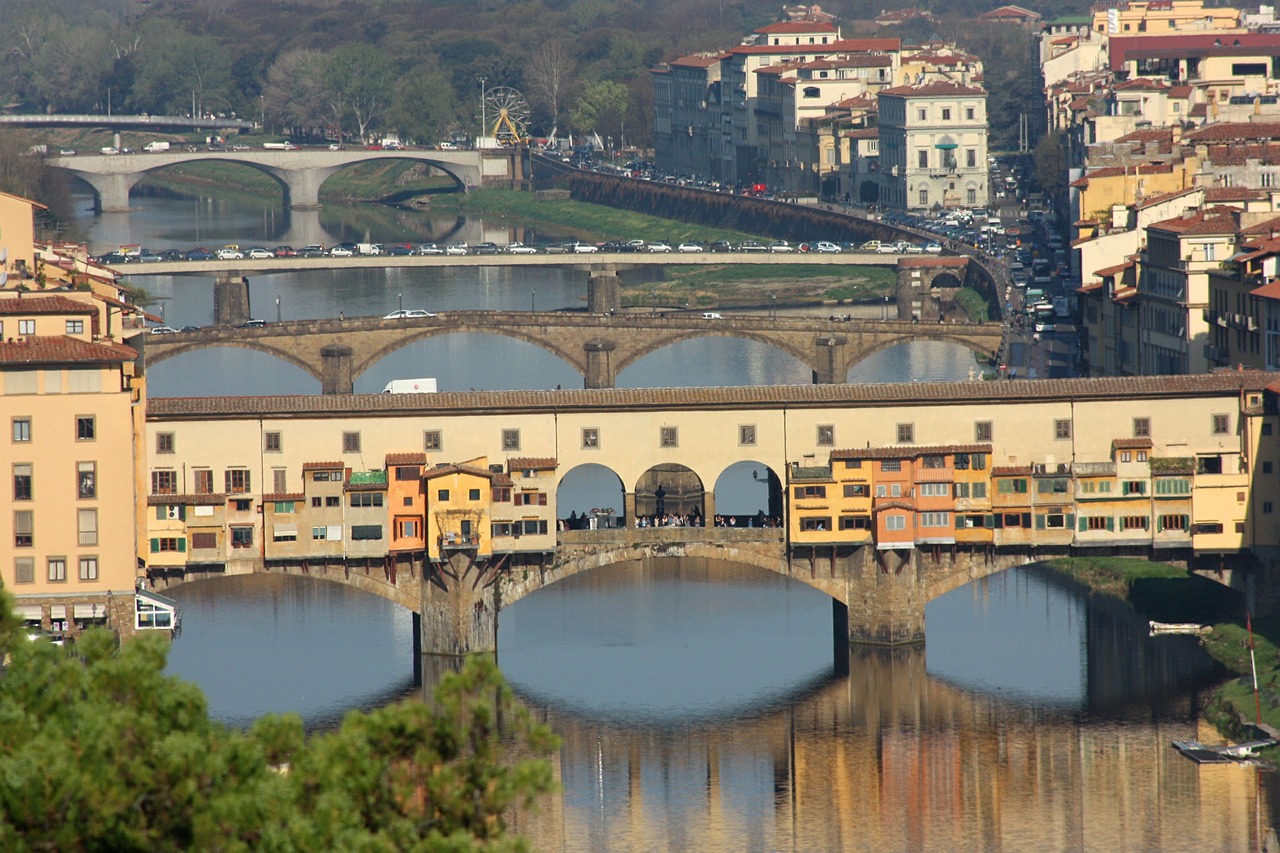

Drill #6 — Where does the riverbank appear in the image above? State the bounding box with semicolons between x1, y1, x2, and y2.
1046;556;1280;743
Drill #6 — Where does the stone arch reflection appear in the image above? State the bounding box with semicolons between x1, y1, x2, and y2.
635;463;705;523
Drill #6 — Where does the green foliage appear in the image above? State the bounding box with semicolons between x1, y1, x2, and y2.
0;590;557;850
953;287;990;322
572;80;630;138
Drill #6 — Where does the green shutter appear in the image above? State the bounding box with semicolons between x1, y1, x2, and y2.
1066;513;1075;529
1078;515;1088;532
155;506;164;520
178;505;186;521
149;537;159;553
177;538;186;553
1035;513;1046;529
1022;513;1031;528
1106;516;1115;531
955;514;964;529
988;513;1000;529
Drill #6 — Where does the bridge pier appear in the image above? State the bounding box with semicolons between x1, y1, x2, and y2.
587;270;621;314
419;553;499;655
812;335;848;384
81;172;139;213
321;344;354;394
214;276;251;326
584;339;617;389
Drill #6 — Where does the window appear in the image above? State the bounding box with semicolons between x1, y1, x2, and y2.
265;432;282;452
1054;419;1071;440
66;319;85;335
1133;417;1150;438
325;496;340;507
793;485;827;499
18;319;35;335
1120;451;1132;463
12;417;30;442
312;527;328;541
881;459;902;472
735;424;757;447
311;497;322;508
78;509;97;546
397;520;421;539
342;432;361;453
885;514;907;530
917;108;927;121
922;455;945;469
919;482;948;496
1036;478;1068;494
897;423;914;444
491;522;513;538
502;429;521;451
272;500;296;513
521;520;549;536
233;499;252;512
817;425;834;446
76;416;95;441
349;492;384;508
14;511;33;547
843;484;868;497
660;427;678;448
965;107;975;120
919;189;928;206
920;511;949;527
351;525;383;541
156;432;175;454
225;469;251;494
194;469;213;494
312;470;341;482
492;486;511;502
1086;516;1109;531
1194;521;1224;534
918;150;929;168
839;516;872;530
151;470;177;495
1044;513;1066;529
395;466;418;481
1212;414;1230;435
1160;514;1189;531
1122;480;1146;496
230;527;254;549
941;108;951;121
582;428;599;449
14;557;33;584
514;492;548;506
998;478;1028;494
13;464;32;500
800;517;831;531
424;430;442;451
272;526;297;542
78;461;96;499
468;488;481;500
1266;502;1275;514
437;489;450;501
273;468;287;492
1121;515;1149;531
47;557;67;583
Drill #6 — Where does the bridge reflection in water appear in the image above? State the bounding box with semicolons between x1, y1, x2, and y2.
492;560;1270;853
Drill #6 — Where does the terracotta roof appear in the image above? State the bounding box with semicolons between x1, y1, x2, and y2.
1149;206;1239;235
1204;143;1280;166
879;81;985;97
831;443;991;460
147;374;1280;422
302;461;343;470
0;335;136;365
992;466;1033;476
1094;261;1134;277
1250;279;1280;300
491;473;513;487
1109;34;1280;72
147;493;225;506
980;5;1040;20
1112;438;1153;450
422;463;493;481
756;21;839;34
508;457;558;471
1113;128;1172;144
0;295;96;315
263;493;305;502
1204;186;1266;203
1168;86;1192;99
844;128;879;139
386;451;427;465
1186;122;1280;143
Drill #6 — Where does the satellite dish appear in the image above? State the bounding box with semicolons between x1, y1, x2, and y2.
0;248;8;263
0;272;7;286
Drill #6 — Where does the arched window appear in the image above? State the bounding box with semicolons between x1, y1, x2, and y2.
803;87;821;99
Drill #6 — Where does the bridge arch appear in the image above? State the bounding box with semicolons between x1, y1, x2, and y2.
353;326;588;380
143;338;326;386
712;460;785;523
843;333;996;375
636;463;705;523
613;329;817;379
556;463;626;529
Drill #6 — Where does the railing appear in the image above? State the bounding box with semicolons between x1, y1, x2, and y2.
559;527;784;547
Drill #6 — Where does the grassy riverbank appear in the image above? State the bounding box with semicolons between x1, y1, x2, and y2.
1047;556;1280;742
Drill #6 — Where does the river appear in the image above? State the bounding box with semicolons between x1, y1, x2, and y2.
74;186;1277;851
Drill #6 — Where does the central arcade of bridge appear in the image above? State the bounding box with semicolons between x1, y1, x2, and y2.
142;307;1004;390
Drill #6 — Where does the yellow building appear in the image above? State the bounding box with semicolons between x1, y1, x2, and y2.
1091;0;1239;35
0;190;40;285
423;460;494;562
1;296;144;636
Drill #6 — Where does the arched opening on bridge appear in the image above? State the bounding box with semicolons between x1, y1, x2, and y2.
712;461;784;527
556;463;626;530
147;347;319;396
131;161;291;207
334;159;463;202
929;271;964;290
846;340;987;385
354;332;583;392
617;338;810;388
635;464;705;524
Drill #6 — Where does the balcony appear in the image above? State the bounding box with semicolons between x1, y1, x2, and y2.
1204;343;1231;363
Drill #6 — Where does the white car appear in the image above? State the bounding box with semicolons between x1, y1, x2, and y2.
768;241;795;253
875;243;899;254
444;243;469;255
646;241;673;253
384;309;438;319
247;247;275;259
903;243;924;254
924;242;943;254
505;242;538;254
415;243;443;255
813;241;842;253
149;325;178;335
215;248;244;260
328;246;355;257
570;243;599;254
677;243;704;253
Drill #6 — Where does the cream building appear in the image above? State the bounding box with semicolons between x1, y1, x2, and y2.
0;191;40;285
876;81;989;211
1091;0;1240;35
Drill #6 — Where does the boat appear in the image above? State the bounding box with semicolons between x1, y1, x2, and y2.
1149;621;1212;637
1172;738;1277;764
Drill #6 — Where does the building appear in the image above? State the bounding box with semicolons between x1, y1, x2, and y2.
876;81;989;211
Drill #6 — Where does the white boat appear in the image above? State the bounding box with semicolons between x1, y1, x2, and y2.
1149;621;1212;637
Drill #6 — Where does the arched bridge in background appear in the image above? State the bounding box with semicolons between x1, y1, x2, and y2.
139;309;1004;391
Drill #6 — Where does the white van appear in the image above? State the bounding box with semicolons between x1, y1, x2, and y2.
702;312;723;320
383;378;438;393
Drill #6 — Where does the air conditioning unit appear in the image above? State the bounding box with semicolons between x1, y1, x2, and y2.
165;505;182;520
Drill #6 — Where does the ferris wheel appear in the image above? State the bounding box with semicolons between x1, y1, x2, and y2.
484;86;531;147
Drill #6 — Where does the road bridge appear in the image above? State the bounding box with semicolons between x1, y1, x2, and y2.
48;147;523;211
139;309;1004;390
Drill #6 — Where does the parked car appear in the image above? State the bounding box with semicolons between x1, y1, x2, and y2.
216;248;244;260
148;326;178;335
737;240;768;253
383;309;438;319
444;242;469;255
505;242;538;254
185;247;214;260
415;243;444;255
247;247;275;259
178;326;202;333
385;243;414;256
328;245;355;257
677;242;705;253
472;242;499;255
297;245;326;258
768;240;795;253
709;240;734;253
924;242;943;254
564;241;598;254
646;241;673;253
875;243;899;254
813;241;842;253
271;246;297;257
238;319;266;328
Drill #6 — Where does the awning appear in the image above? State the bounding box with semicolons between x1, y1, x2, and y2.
934;142;958;150
74;604;106;619
14;605;42;621
273;524;298;535
49;605;66;619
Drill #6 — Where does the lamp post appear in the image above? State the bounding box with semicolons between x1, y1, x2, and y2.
275;296;281;323
398;291;403;312
769;292;776;320
530;284;536;312
478;77;488;146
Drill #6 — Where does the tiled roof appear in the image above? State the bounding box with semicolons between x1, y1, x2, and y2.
1109;34;1280;72
831;443;991;460
0;295;96;315
147;493;225;506
992;465;1033;476
980;5;1041;21
147;374;1280;421
1186;122;1280;143
263;493;305;502
756;21;839;34
509;456;558;470
422;463;493;481
844;128;879;139
1149;206;1239;235
879;81;985;97
1250;279;1280;300
1204;186;1266;202
1204;143;1280;166
1094;261;1134;278
1112;438;1153;450
1113;128;1171;144
302;461;343;470
0;335;136;366
386;451;426;465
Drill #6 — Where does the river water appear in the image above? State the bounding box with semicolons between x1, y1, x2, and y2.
74;186;1277;851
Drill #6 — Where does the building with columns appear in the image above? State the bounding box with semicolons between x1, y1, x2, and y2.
876;81;990;211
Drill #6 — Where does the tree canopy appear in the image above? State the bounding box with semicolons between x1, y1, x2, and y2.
0;590;558;851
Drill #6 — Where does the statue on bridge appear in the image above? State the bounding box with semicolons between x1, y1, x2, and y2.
655;484;666;516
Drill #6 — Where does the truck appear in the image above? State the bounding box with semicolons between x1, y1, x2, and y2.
380;137;405;150
262;141;299;150
383;378;438;394
143;141;170;153
356;243;384;256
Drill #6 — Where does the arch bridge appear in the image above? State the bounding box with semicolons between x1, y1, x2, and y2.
48;147;523;211
140;309;1004;391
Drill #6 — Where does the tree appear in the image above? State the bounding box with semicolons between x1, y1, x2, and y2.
130;23;233;117
0;590;557;850
571;80;630;144
1033;130;1067;198
263;49;331;138
527;41;575;132
389;63;462;145
324;44;398;142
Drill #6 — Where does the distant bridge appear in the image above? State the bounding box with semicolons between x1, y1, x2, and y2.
0;113;251;131
47;147;523;211
140;308;1004;390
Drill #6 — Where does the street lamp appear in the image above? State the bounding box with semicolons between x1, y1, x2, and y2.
530;284;536;312
275;296;281;323
478;77;488;146
398;291;403;312
769;292;776;320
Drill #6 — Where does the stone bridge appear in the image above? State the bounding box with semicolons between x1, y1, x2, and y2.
48;147;526;211
146;528;1036;655
139;308;1005;390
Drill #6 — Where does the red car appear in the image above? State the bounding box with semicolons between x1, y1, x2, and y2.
365;143;383;150
271;246;297;257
